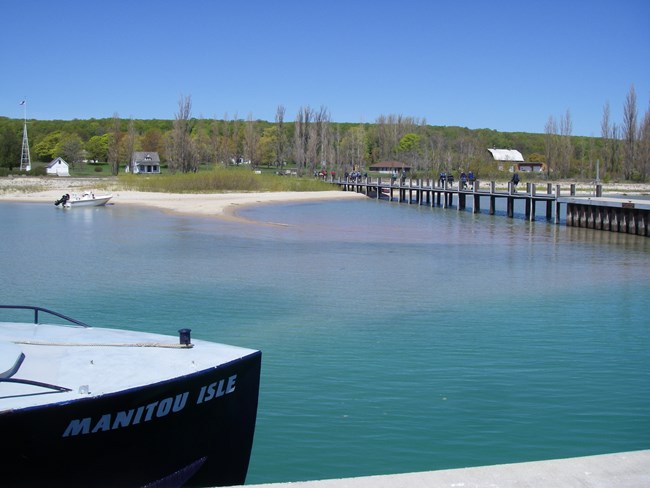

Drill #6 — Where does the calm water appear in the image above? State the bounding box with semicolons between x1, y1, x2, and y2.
1;198;649;484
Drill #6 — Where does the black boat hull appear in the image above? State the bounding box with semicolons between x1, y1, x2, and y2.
1;351;261;487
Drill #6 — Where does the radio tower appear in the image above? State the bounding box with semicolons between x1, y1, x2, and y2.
20;99;31;171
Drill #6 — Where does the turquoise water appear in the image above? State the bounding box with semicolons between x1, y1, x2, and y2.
1;199;649;484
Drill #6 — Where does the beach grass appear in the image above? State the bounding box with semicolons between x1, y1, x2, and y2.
118;167;333;193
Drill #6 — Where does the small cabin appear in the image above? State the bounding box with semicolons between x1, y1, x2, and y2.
46;157;70;176
128;152;161;174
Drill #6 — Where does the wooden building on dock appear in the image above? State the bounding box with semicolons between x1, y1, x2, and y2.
368;161;412;174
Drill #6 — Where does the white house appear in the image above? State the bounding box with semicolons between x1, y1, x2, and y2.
128;152;161;174
46;157;70;176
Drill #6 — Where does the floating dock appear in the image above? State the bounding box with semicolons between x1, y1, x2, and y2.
237;450;649;488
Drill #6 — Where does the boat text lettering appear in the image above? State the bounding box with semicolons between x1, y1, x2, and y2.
62;373;237;438
63;392;189;437
196;375;237;404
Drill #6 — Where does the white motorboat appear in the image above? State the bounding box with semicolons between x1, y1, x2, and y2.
55;191;113;207
0;305;261;487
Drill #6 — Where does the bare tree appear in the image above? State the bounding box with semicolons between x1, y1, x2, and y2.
600;102;612;177
274;105;286;169
638;101;650;181
294;106;313;174
60;134;84;168
314;106;331;172
341;125;366;171
622;84;638;179
167;95;197;173
244;113;260;167
559;109;573;177
544;115;558;178
108;113;121;175
124;119;137;173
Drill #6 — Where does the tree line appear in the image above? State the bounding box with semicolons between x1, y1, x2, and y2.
543;85;649;182
1;88;648;181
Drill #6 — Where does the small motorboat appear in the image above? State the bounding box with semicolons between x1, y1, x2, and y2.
0;305;261;487
55;191;113;207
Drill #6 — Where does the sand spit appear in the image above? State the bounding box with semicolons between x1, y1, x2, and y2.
0;177;366;222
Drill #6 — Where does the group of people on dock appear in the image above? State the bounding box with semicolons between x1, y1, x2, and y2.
344;170;367;182
439;171;475;190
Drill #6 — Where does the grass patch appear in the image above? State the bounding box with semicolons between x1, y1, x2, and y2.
118;167;333;193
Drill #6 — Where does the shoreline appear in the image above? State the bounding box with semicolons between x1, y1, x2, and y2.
0;177;367;223
1;177;648;223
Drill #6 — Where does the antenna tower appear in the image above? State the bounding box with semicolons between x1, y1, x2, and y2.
20;99;31;171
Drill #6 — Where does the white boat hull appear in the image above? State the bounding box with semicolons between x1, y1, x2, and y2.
65;194;112;207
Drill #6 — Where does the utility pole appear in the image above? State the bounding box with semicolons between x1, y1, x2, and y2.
20;99;31;171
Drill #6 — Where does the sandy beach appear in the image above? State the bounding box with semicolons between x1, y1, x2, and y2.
1;176;648;223
0;177;367;223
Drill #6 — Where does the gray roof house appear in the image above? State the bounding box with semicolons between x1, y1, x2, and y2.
128;152;161;174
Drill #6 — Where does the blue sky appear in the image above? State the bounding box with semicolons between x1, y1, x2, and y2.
1;0;648;136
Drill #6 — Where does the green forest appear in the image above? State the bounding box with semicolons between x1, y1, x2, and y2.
1;90;648;182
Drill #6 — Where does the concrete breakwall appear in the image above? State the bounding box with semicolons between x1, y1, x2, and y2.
237;450;650;488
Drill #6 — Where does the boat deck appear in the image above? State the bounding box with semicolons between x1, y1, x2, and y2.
1;321;258;410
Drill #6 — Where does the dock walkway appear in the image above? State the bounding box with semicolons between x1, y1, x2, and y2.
333;177;649;236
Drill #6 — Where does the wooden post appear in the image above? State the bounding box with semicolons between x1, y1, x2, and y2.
554;185;562;224
489;181;496;215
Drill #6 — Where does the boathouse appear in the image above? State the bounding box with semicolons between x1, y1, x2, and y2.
487;148;544;173
46;157;70;176
128;152;161;174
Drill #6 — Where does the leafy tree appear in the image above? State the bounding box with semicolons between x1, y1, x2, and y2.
0;124;21;169
258;126;277;166
34;131;64;161
85;134;109;162
397;132;422;167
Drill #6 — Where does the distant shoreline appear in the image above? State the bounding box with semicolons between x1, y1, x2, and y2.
0;176;648;222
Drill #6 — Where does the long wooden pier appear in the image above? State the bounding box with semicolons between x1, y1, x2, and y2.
333;177;649;237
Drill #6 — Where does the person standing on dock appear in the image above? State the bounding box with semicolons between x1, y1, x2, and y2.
468;171;475;189
511;172;520;190
460;172;467;189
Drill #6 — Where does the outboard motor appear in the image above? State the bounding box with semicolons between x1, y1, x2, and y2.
54;194;70;206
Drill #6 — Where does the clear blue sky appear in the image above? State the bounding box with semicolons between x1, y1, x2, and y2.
1;0;648;136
